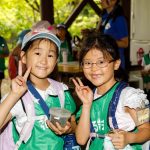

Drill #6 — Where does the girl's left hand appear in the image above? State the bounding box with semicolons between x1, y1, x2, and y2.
46;120;71;135
108;130;129;149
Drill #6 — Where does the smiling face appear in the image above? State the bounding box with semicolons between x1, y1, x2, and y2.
21;39;58;82
82;48;120;92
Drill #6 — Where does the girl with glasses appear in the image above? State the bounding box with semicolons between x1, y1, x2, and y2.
72;33;149;150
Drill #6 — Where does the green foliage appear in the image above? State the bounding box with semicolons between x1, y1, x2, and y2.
0;0;100;49
68;4;99;37
54;0;100;37
0;0;40;49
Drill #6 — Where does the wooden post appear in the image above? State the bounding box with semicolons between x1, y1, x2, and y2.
65;0;88;28
40;0;54;24
88;0;102;17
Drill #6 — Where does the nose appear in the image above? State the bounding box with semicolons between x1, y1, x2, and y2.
91;63;99;71
40;55;47;64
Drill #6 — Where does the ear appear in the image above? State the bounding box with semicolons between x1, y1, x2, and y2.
114;59;121;70
20;51;27;64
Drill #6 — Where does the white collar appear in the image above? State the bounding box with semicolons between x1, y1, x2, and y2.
94;88;102;100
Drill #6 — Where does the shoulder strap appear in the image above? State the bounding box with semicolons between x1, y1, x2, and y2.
100;11;113;33
88;82;127;150
0;79;65;150
48;78;65;108
27;79;65;117
16;79;65;149
0;122;16;150
108;81;128;129
27;80;49;118
90;82;128;132
0;91;36;150
90;88;96;132
15;91;36;149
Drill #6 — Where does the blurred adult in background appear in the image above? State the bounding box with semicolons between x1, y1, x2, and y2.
0;36;9;98
97;0;128;70
8;29;30;79
56;23;73;62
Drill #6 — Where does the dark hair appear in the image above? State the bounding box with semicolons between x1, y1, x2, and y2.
79;33;120;64
101;0;124;22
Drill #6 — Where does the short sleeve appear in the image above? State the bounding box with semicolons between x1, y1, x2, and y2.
121;87;149;109
10;100;25;117
115;16;128;40
1;93;25;117
62;82;69;90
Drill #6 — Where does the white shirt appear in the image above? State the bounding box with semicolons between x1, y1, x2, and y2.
1;82;68;134
94;86;149;131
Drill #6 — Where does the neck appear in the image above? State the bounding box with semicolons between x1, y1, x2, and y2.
106;6;114;14
29;77;50;90
97;79;117;95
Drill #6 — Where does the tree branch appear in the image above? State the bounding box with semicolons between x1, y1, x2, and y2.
25;0;40;12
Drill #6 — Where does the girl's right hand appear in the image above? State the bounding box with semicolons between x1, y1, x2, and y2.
72;77;93;107
11;61;31;98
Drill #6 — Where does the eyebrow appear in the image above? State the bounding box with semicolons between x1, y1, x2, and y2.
32;47;56;52
83;57;104;60
48;50;57;53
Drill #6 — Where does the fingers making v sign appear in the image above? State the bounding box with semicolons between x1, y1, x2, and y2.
72;77;93;106
11;61;31;98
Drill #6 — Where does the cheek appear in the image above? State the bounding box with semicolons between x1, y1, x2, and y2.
83;69;91;78
48;60;57;68
25;56;36;67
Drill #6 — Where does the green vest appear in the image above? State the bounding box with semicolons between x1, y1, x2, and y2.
12;90;76;150
143;53;150;83
89;83;118;150
76;82;142;150
144;53;150;65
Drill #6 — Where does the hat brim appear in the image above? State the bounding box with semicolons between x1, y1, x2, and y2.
21;32;61;51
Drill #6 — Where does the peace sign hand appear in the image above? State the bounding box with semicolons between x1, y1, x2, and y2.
72;77;93;108
11;61;31;99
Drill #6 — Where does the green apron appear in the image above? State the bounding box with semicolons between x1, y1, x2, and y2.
76;82;142;150
143;53;150;83
89;83;118;150
12;90;76;150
